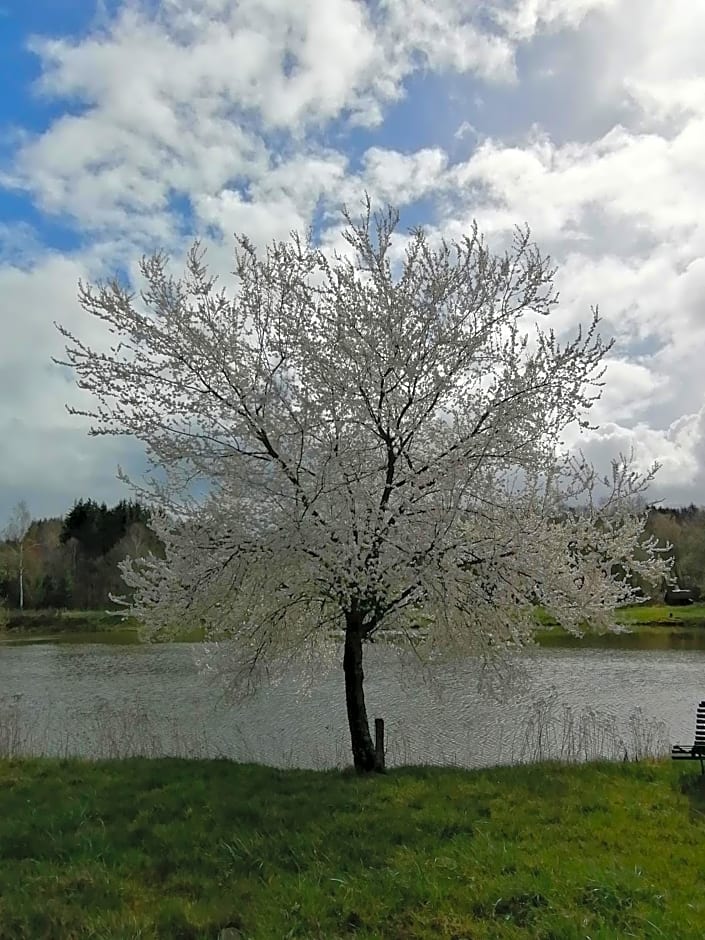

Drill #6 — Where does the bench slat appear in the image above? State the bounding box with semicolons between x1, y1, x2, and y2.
672;706;705;771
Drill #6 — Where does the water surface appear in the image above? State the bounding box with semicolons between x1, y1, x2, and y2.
1;637;702;769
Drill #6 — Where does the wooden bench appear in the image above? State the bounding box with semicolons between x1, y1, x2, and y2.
672;701;705;773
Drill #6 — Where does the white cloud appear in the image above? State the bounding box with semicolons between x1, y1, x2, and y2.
358;147;448;204
31;0;380;129
572;405;705;507
454;120;479;141
592;359;668;425
0;251;143;522
378;0;517;81
492;0;618;41
0;252;120;427
444;120;705;251
3;0;705;518
4;0;557;253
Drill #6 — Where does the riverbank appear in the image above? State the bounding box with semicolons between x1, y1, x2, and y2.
534;602;705;647
0;757;703;938
2;609;139;633
3;604;705;647
0;609;202;644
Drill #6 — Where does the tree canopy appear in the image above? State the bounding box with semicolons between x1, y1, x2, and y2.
57;201;671;771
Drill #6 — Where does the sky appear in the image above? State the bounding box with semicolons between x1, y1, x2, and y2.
1;0;704;527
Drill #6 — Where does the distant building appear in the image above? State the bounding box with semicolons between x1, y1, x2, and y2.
664;588;694;605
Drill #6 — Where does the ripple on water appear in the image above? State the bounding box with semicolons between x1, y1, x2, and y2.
0;639;702;767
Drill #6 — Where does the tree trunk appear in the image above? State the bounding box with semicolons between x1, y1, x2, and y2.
343;615;377;773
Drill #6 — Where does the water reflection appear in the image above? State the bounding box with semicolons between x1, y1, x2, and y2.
538;628;705;651
4;625;705;652
0;629;142;646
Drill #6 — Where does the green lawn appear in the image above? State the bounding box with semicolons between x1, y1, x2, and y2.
3;609;140;633
1;756;704;938
533;602;705;643
614;603;705;625
1;609;203;643
5;604;705;646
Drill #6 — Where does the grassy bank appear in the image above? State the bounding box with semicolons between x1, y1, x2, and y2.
614;603;705;625
2;609;141;634
0;609;203;643
1;757;704;938
3;604;705;651
534;602;705;647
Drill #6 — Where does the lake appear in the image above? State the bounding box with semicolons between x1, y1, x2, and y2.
1;635;703;769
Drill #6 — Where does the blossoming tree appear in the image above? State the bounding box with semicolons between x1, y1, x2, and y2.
57;201;670;772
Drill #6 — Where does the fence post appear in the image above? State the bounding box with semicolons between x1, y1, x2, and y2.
374;717;385;773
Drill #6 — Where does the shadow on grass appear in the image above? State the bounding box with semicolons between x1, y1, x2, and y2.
678;766;705;818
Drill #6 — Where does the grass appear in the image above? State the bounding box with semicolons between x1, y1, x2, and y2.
534;602;705;628
5;604;705;647
1;609;204;643
0;756;704;939
3;609;140;633
614;603;705;625
533;602;705;647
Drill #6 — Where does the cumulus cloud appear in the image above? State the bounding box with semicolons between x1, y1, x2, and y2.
491;0;618;40
3;0;541;246
571;405;705;507
2;0;705;521
0;251;145;519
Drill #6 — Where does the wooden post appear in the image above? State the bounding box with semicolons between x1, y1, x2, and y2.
374;718;385;773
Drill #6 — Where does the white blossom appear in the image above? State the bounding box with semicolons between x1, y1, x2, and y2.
57;198;672;767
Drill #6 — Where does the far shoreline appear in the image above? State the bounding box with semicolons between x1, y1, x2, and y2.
2;604;705;647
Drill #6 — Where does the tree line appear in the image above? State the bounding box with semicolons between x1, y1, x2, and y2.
1;498;704;612
0;499;163;611
645;504;705;600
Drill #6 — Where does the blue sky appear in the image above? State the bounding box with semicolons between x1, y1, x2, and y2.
0;2;96;257
2;0;705;526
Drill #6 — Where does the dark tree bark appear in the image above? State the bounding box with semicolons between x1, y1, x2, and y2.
343;612;378;772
